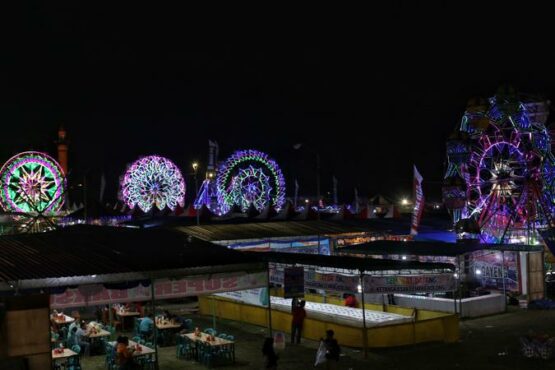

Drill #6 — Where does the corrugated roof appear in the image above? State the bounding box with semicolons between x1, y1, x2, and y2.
173;220;377;242
0;226;261;284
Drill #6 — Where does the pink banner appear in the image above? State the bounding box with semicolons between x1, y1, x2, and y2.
50;271;267;309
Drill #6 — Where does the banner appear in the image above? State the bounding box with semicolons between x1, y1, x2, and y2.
271;267;454;294
411;165;425;235
333;176;338;205
284;267;305;298
50;271;267;309
215;288;269;307
363;273;455;294
270;267;358;293
294;179;299;209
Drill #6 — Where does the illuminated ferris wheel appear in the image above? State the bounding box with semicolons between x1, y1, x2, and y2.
120;155;186;213
443;87;555;244
217;149;285;213
0;151;65;214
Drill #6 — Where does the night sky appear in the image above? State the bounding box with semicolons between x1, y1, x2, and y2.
3;4;554;205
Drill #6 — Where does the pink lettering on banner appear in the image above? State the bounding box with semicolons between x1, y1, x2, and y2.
188;280;204;292
222;278;238;289
50;271;266;309
204;279;221;291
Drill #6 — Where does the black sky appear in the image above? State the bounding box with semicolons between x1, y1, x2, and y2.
3;4;554;204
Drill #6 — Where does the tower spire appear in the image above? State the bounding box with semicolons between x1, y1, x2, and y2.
56;124;68;175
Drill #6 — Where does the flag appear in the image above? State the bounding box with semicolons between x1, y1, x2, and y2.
208;140;217;170
411;165;425;235
294;179;299;208
99;173;106;202
333;176;338;205
354;187;359;213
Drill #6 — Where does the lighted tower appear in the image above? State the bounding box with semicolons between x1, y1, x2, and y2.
56;125;68;175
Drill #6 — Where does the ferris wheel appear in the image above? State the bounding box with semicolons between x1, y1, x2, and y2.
216;149;285;213
0;151;66;214
120;155;186;213
443;87;555;244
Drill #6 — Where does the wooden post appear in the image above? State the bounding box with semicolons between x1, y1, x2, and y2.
501;251;507;312
150;280;159;370
359;271;368;358
267;263;273;337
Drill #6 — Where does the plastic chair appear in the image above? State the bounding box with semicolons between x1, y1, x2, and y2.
184;318;193;330
205;328;216;336
71;344;81;355
226;335;235;341
104;343;116;370
217;333;228;339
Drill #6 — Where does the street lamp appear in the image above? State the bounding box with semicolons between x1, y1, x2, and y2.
192;162;199;225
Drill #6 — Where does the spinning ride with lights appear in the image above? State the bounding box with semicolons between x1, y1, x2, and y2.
443;87;555;244
0;151;65;214
120;155;185;213
216;149;285;213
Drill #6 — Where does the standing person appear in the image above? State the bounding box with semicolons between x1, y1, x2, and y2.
291;297;299;312
291;300;306;344
344;294;358;308
323;330;340;370
262;337;278;370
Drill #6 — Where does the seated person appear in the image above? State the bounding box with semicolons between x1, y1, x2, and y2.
139;313;154;338
116;336;137;370
74;321;91;356
67;327;79;348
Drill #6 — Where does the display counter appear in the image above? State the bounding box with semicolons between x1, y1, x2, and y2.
270;297;412;328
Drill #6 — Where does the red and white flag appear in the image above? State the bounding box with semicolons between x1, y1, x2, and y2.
411;165;424;235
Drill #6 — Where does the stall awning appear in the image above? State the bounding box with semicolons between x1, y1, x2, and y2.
337;240;543;257
243;251;455;272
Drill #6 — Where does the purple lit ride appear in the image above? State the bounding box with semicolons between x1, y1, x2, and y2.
0;151;65;214
120;155;186;213
196;149;286;214
443;87;555;244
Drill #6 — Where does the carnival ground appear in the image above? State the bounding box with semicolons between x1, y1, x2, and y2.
81;307;555;370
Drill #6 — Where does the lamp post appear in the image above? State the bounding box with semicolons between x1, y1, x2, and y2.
192;162;199;226
294;144;320;221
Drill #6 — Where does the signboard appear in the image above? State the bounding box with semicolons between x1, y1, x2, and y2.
468;251;518;291
50;271;267;309
283;267;304;298
363;273;456;294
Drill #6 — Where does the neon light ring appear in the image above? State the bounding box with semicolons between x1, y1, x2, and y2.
217;149;285;213
120;155;186;213
0;151;65;214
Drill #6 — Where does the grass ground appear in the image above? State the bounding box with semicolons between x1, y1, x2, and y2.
79;306;555;370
